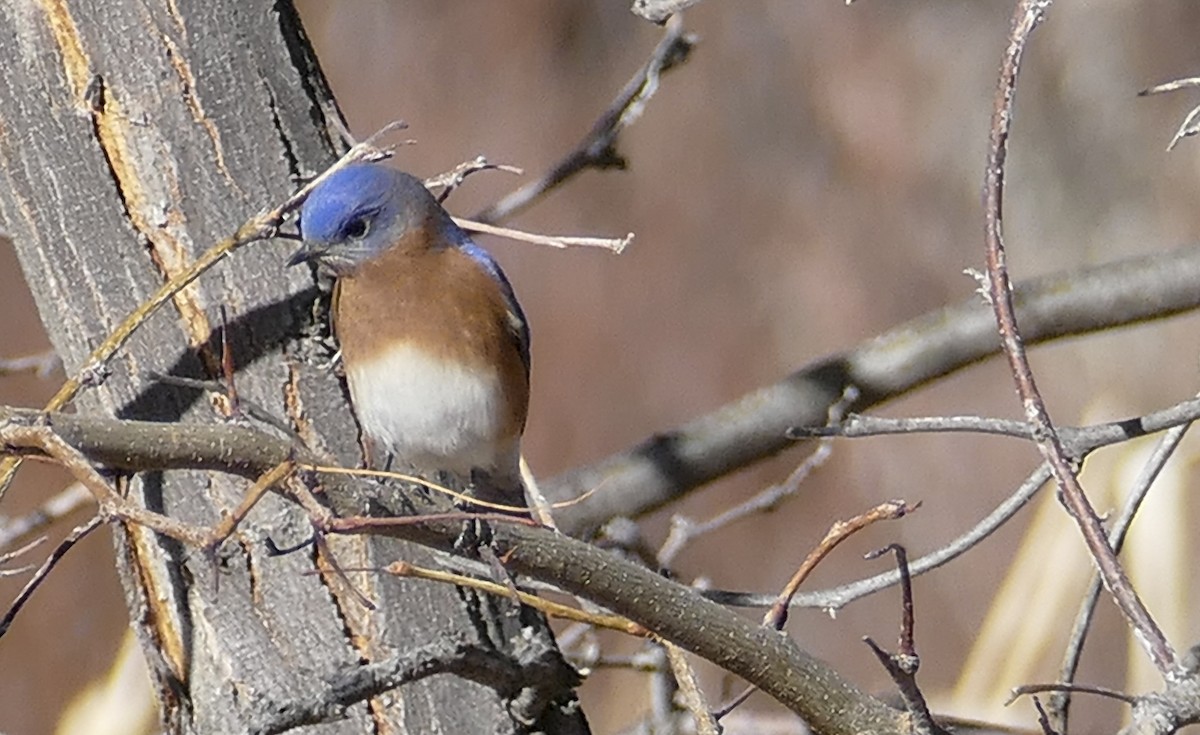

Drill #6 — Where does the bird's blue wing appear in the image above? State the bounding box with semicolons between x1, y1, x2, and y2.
460;239;531;378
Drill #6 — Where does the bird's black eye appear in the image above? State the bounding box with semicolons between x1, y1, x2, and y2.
342;217;369;240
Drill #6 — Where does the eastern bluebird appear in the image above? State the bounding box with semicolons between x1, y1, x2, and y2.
287;163;530;506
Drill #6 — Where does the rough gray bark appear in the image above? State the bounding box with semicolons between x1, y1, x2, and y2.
0;2;586;733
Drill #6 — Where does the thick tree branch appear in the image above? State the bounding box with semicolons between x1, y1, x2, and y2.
545;243;1200;536
0;409;907;734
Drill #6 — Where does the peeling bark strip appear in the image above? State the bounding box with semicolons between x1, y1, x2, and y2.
0;1;587;732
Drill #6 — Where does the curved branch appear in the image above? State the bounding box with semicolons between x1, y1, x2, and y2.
0;408;907;734
545;244;1200;536
981;0;1173;674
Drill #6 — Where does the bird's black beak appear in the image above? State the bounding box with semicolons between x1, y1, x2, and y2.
286;241;325;267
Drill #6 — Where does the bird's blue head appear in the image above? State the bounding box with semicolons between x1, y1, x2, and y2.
288;163;453;274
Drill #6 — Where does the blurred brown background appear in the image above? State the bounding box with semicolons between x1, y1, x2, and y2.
4;2;1200;733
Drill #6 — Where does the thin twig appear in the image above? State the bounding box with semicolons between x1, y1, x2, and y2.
0;514;101;638
306;464;540;514
982;0;1174;674
381;560;648;636
144;372;301;440
473;15;695;224
658;387;856;569
1139;77;1200;96
720;503;917;721
0;482;91;554
1032;697;1059;735
764;500;917;630
1009;682;1138;706
1049;411;1196;729
862;544;946;735
713;393;1200;616
0;423;210;547
312;531;377;612
793;412;1033;441
0;536;45;577
202;460;296;552
0;350;60;378
706;465;1053;611
424;156;523;204
520;454;559;531
795;395;1200;460
712;684;757;722
1138;77;1200;150
1164;106;1200;152
630;0;709;24
453;217;632;253
582;651;665;672
864;545;917;658
664;642;718;735
217;305;240;419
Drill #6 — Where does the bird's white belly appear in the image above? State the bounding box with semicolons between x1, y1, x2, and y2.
346;343;508;475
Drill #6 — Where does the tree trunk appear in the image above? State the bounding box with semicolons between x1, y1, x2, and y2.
0;2;587;733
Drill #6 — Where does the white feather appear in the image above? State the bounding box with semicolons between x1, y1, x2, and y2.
346;343;511;476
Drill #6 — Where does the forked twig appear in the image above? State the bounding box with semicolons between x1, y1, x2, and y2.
425;156;523;203
1049;409;1196;728
981;0;1174;674
717;500;917;720
862;544;947;735
1139;77;1200;150
764;499;917;630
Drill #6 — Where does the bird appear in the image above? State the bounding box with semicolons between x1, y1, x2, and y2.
287;162;530;508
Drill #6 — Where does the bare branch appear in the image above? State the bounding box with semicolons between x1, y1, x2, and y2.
0;482;91;555
0;515;101;637
797;395;1200;460
547;244;1200;537
452;217;632;253
424;156;523;203
981;0;1174;673
0;350;60;378
657;387;855;569
1140;77;1200;96
0;536;44;577
473;16;695;224
705;464;1054;611
1033;697;1060;735
0;408;907;732
1009;683;1137;706
0;422;212;552
765;501;916;630
246;640;553;735
1139;77;1200;150
1050;408;1196;730
862;545;947;735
